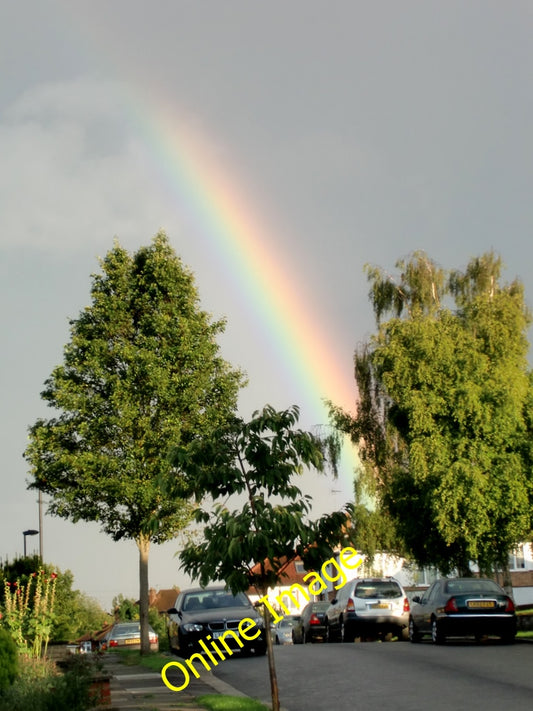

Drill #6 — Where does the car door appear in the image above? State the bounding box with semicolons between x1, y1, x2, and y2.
328;584;347;631
415;582;439;632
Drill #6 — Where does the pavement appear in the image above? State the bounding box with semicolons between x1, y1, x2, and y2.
96;652;249;711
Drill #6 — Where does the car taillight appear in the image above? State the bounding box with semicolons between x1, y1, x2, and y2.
346;598;355;612
505;597;515;613
403;597;410;613
309;614;320;625
444;597;458;613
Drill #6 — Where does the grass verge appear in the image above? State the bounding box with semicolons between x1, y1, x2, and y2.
197;695;271;711
113;649;172;672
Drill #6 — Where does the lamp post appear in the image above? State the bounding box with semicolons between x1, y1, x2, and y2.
23;529;39;557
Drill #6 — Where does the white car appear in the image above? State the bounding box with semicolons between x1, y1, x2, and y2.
325;577;410;642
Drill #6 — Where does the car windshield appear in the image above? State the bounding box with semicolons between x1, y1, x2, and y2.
313;602;331;611
113;624;140;636
277;618;295;627
445;579;503;595
182;590;250;612
354;582;402;599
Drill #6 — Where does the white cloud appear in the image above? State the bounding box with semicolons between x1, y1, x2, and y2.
0;77;173;251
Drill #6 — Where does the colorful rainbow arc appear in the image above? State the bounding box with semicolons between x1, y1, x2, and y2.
137;109;360;489
150;112;351;400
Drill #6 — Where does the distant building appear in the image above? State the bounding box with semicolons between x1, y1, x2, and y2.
247;556;316;614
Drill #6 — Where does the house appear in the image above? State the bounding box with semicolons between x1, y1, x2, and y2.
148;587;180;614
247;556;318;614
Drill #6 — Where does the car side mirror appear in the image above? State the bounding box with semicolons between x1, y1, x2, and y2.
412;596;421;604
330;598;337;605
167;607;179;615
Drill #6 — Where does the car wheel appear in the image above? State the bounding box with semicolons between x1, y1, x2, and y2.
500;633;515;645
275;635;280;645
341;620;355;643
398;626;409;641
431;618;445;645
302;629;307;644
326;621;335;643
253;643;267;656
408;618;421;643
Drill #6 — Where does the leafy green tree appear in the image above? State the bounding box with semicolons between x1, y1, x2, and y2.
24;233;245;653
330;251;532;579
168;404;350;711
111;594;139;622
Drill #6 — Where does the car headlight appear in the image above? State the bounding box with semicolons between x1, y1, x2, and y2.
182;623;204;633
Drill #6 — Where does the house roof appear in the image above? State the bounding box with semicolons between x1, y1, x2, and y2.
247;555;307;595
75;622;114;644
148;587;181;613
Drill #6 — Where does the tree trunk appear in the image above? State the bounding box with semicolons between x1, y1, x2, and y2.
263;604;280;711
137;533;151;656
499;561;514;599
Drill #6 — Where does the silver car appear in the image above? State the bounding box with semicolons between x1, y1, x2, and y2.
102;622;159;651
325;577;410;642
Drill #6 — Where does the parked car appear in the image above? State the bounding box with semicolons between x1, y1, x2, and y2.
408;577;516;644
271;617;297;645
325;577;410;642
101;622;159;651
167;586;266;656
292;601;330;643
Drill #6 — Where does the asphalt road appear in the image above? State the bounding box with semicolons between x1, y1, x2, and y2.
212;640;533;711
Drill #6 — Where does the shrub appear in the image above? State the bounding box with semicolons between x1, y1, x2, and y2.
0;654;92;711
0;628;18;691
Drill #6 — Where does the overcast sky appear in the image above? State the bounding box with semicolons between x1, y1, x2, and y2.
2;1;532;609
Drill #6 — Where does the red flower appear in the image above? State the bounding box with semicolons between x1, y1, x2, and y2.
50;573;57;579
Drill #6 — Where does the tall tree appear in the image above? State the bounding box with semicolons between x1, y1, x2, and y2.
24;233;245;653
330;251;532;579
168;405;351;711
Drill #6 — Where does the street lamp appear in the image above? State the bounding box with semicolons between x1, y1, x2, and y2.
23;529;39;557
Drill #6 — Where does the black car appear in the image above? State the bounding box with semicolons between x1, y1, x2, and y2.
409;577;516;644
292;601;330;643
167;586;266;656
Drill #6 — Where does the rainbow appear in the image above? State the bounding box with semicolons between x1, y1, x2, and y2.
46;0;360;492
140;108;360;489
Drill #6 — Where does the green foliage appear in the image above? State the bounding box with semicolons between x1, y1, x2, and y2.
171;404;351;711
0;558;110;643
0;655;92;711
0;629;18;691
330;251;533;575
173;405;351;593
2;569;57;657
111;595;139;622
24;232;245;653
25;233;244;545
198;695;271;711
147;607;169;652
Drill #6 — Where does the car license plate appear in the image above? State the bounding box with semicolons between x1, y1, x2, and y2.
124;638;140;645
467;600;496;609
371;603;390;609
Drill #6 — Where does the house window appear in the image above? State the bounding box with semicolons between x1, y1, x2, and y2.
294;562;305;574
509;546;526;570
